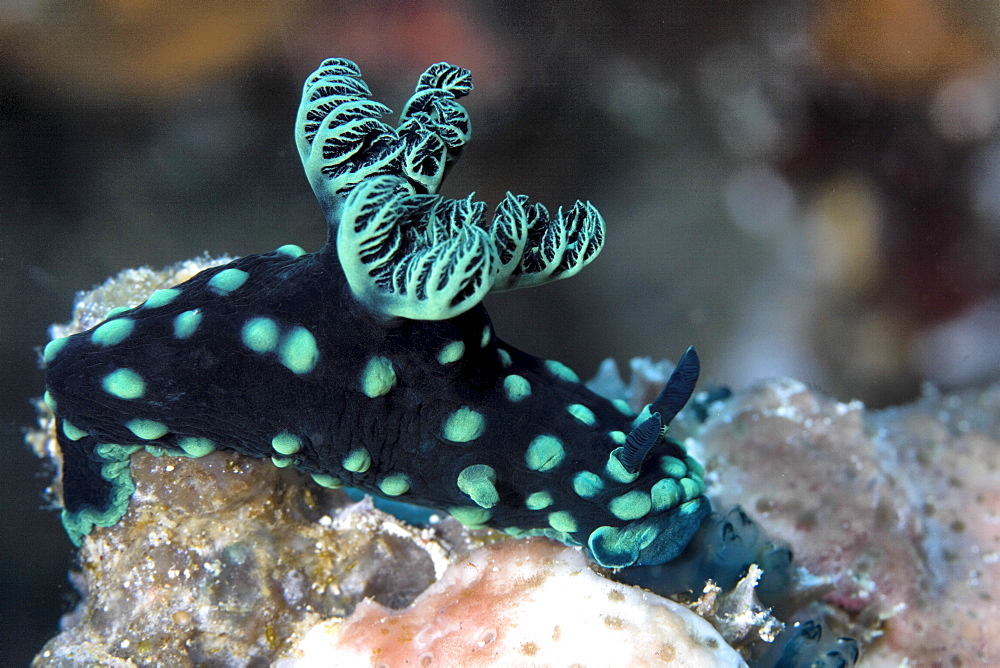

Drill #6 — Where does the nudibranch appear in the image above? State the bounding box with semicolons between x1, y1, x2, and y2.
43;58;710;568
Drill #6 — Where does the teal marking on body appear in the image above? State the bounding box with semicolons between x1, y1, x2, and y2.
572;471;605;498
503;375;531;402
498;348;512;368
457;464;499;509
272;432;302;455
524;435;565;471
43;337;69;364
279;326;319;374
62;421;87;441
437;341;465;364
105;306;130;319
612;399;635;416
680;477;705;500
567;403;596;426
271;455;294;468
91;318;134;346
525;491;553;510
361;356;396;397
449;505;491;528
680;499;702;515
275;243;306;258
480;325;491;347
311;473;343;488
342;448;371;473
544;359;579;383
605;447;639;483
126;418;169;440
685;455;705;478
102;368;146;400
659;456;687;479
242;317;280;353
207;268;249;295
608;490;652;521
548;511;577;533
173;309;202;339
95;443;142;461
43;391;57;412
442;406;485;442
608;430;626;445
144;288;180;309
178;436;215;457
651;478;681;512
379;474;411;496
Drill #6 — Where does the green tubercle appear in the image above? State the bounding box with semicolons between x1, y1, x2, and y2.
457;464;499;509
178;436;215;457
659;456;687;479
548;510;577;533
651;478;681;512
105;306;130;319
279;326;319;374
311;473;343;488
126;419;169;440
608;490;652;521
680;476;705;501
608;430;626;444
271;456;294;468
275;243;306;258
102;368;145;400
361;356;396;397
342;448;371;473
43;391;57;412
379;474;411;496
62;421;87;441
43;337;69;364
480;325;491;347
91;318;134;346
173;309;202;339
498;349;512;368
567;403;596;426
544;359;579;383
242;317;280;353
524;434;565;471
207;267;249;295
272;432;302;455
144;288;180;308
680;498;702;515
685;455;705;478
449;505;491;528
612;399;635;416
442;406;485;442
572;471;605;498
437;341;465;364
525;491;553;510
503;374;531;402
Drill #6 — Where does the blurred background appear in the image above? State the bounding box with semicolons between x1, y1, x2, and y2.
2;0;1000;663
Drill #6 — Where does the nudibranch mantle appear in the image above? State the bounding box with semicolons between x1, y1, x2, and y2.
43;58;710;569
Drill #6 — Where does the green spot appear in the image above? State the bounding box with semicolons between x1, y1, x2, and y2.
525;435;565;471
525;491;553;510
43;391;57;412
457;464;499;509
498;349;512;368
379;474;411;496
178;436;215;458
437;341;465;364
449;505;491;528
91;318;133;346
272;456;294;468
503;375;531;402
609;490;652;521
480;325;491;347
173;309;202;339
651;478;681;512
685;455;705;478
612;399;635;416
105;306;130;319
342;448;371;473
659;456;687;479
144;288;180;308
442;406;485;442
126;419;169;440
311;473;343;489
608;431;626;445
605;447;639;483
548;511;578;533
567;403;596;426
680;477;705;501
544;359;579;383
279;326;319;374
275;243;306;258
43;337;69;364
587;525;655;569
62;421;87;441
207;267;249;295
272;432;302;455
680;499;702;515
361;356;396;396
102;368;145;400
572;471;605;498
242;317;280;353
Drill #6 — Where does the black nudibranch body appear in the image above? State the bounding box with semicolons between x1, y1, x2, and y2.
43;58;709;568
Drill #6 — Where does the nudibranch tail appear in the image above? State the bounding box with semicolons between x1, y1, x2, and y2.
43;57;709;570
